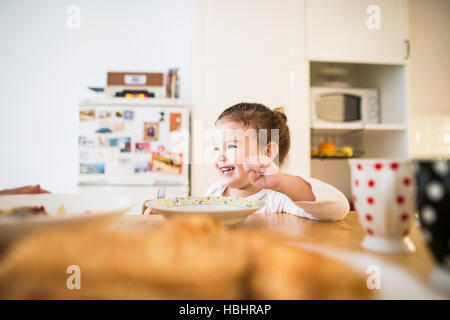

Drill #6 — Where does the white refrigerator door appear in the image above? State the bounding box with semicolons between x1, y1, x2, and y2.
79;102;189;187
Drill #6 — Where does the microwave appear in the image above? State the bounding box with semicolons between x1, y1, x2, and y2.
311;87;380;127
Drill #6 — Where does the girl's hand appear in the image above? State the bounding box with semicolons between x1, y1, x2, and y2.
143;207;153;215
244;156;281;189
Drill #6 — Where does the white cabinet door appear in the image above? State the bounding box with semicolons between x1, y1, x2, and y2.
306;0;409;64
193;0;310;195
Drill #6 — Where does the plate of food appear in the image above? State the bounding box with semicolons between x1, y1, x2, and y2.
144;196;264;227
0;193;133;246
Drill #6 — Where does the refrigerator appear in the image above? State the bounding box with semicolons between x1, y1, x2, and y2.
77;97;190;214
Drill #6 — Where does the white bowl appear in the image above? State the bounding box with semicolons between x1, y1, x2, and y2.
0;193;133;246
144;196;264;227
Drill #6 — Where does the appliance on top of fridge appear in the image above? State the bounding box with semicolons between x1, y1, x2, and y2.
77;97;190;214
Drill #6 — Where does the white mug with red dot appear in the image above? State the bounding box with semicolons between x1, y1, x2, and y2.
348;159;417;253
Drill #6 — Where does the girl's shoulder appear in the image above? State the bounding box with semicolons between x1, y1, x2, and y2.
204;181;227;196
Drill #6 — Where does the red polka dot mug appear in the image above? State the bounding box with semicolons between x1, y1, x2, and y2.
349;159;417;253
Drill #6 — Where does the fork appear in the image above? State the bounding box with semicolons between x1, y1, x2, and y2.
157;186;166;199
143;186;166;215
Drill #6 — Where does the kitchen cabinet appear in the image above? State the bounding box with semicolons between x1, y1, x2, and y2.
309;61;410;199
306;0;409;64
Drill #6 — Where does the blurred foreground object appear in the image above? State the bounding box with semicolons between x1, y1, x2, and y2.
0;215;372;299
415;159;450;294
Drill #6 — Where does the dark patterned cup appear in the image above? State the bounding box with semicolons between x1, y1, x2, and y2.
414;159;450;294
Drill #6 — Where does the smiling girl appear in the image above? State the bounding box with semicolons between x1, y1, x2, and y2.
206;102;349;221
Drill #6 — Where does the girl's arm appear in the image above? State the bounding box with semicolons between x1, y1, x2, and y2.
271;174;349;221
270;173;315;201
245;157;349;221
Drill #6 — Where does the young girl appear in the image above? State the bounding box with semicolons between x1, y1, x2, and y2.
205;102;349;221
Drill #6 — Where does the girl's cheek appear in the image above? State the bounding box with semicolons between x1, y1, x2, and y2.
236;164;248;177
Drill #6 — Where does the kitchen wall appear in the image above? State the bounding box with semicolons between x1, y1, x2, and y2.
408;0;450;158
0;0;192;192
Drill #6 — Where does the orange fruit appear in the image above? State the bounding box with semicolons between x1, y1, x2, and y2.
318;142;336;151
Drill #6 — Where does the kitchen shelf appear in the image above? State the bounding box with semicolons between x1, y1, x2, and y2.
311;123;407;132
364;124;407;131
311;130;364;160
311;154;363;160
311;123;363;131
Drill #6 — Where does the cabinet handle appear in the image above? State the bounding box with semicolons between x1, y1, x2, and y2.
404;40;410;60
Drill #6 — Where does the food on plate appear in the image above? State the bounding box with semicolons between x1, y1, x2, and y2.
56;205;66;216
0;215;373;299
0;204;90;219
0;206;48;218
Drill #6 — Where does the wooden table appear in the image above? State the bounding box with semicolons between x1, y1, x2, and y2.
1;210;445;299
108;211;441;297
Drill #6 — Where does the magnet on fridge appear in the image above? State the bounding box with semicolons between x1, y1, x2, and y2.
117;157;131;164
96;127;113;134
118;137;131;153
109;138;118;147
79;136;95;148
97;136;108;146
157;145;166;154
115;110;123;118
113;122;125;132
80;163;105;174
98;110;112;119
133;161;150;173
124;110;134;120
170;113;182;131
144;122;159;141
150;152;183;175
80;109;96;121
135;142;151;153
159;112;165;122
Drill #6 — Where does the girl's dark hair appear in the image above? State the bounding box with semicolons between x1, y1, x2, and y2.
215;102;290;166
